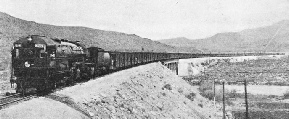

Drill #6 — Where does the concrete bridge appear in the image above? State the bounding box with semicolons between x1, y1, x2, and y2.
162;53;287;76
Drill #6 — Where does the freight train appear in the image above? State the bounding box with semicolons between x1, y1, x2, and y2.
10;35;282;94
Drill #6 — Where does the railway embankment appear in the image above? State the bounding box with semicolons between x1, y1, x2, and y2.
54;62;220;118
1;62;221;119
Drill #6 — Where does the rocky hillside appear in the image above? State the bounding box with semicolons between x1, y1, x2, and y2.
0;12;199;59
159;20;289;52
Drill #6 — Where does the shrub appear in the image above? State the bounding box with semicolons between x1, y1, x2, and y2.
185;92;196;101
227;89;242;98
177;88;184;94
199;88;234;105
162;84;172;90
283;91;289;99
198;103;203;108
268;95;277;99
202;89;214;100
199;80;214;92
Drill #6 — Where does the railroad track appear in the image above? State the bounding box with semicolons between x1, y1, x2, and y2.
0;93;36;110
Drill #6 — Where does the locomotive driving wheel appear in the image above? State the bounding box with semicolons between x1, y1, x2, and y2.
17;80;26;96
90;67;95;78
67;66;76;86
75;66;81;81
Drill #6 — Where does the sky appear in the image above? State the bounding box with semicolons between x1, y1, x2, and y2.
0;0;289;40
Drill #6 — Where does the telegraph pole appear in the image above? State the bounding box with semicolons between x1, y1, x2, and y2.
222;81;226;119
236;73;250;119
213;79;216;108
244;78;249;119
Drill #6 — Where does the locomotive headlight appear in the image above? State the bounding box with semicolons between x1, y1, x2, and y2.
35;44;44;48
14;44;22;48
12;76;17;80
24;61;30;67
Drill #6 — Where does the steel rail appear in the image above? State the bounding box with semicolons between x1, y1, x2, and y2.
0;95;36;109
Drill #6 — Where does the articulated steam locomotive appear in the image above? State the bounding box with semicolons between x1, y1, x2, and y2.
11;35;89;93
10;35;282;94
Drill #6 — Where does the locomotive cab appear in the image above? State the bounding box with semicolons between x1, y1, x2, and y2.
88;47;111;74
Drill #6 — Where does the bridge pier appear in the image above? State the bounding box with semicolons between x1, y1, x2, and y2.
162;60;179;75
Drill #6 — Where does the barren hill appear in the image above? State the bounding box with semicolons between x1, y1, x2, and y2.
159;20;289;52
158;37;195;47
158;37;201;52
0;12;198;58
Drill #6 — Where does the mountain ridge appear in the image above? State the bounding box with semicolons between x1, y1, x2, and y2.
159;20;289;52
0;11;201;58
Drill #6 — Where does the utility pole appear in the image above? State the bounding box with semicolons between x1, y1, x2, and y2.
244;78;249;119
213;79;216;108
222;81;226;119
236;73;250;119
203;66;206;80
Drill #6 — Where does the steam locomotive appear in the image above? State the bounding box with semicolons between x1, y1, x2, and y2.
10;35;282;94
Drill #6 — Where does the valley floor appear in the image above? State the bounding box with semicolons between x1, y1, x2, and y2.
186;56;289;118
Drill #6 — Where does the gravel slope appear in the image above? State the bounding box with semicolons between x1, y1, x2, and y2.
56;62;219;118
1;62;220;119
0;97;90;119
